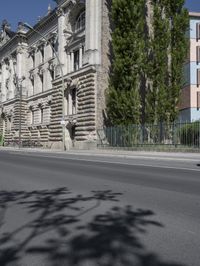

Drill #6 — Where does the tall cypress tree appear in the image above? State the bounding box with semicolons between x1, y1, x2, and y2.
146;0;189;123
167;0;189;122
106;0;146;125
146;1;171;123
107;0;189;125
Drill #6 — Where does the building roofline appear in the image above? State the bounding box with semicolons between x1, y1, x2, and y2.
26;8;57;37
189;12;200;18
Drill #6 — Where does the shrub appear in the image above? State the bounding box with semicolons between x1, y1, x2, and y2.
0;134;3;146
178;121;200;146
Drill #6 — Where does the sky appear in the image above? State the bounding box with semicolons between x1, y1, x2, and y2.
0;0;199;32
185;0;200;12
0;0;57;31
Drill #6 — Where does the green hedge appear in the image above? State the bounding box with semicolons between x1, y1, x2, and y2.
178;121;200;146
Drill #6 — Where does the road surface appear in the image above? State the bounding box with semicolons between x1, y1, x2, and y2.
0;149;199;266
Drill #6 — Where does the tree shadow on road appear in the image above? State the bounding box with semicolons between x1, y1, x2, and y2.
0;187;187;266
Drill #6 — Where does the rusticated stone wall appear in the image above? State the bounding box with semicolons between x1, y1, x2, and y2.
96;0;112;131
75;70;96;143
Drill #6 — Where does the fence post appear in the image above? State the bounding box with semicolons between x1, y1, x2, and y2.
174;122;177;148
159;122;163;144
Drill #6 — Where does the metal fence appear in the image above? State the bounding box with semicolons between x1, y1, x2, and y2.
97;122;200;150
0;135;3;146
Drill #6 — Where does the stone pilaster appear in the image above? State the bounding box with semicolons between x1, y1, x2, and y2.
57;7;67;75
84;0;102;66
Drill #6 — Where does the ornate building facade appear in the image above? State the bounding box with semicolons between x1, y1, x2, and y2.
0;0;112;149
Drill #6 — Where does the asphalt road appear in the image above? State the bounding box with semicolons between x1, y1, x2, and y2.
0;149;200;266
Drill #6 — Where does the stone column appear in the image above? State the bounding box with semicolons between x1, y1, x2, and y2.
43;69;47;92
57;7;65;75
67;52;71;73
9;57;14;99
32;74;35;96
84;0;102;65
16;47;23;79
1;60;6;102
68;91;72;115
79;45;83;68
71;52;74;72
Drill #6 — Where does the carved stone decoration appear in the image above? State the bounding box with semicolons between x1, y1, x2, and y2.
37;39;45;49
0;20;13;48
28;46;36;57
7;109;13;118
27;101;34;110
37;67;45;77
48;60;55;72
56;7;65;17
47;32;58;44
17;22;27;34
70;78;79;89
66;77;73;88
13;74;17;85
63;29;73;47
29;71;34;81
16;46;25;54
5;78;9;89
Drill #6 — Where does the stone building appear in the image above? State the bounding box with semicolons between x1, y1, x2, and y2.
0;0;112;149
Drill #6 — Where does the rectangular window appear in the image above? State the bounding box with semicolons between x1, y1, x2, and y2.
30;77;34;95
197;91;200;109
41;108;43;123
34;110;40;124
31;110;34;125
50;68;54;80
74;50;79;71
40;74;44;92
43;107;51;124
72;88;77;115
197;46;200;63
51;42;56;57
40;47;44;63
197;69;200;87
31;54;35;68
7;118;11;132
197;23;200;41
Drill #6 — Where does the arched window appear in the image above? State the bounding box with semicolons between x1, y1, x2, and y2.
75;11;85;33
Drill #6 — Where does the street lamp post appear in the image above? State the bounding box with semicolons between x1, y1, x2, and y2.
18;78;22;148
22;22;66;151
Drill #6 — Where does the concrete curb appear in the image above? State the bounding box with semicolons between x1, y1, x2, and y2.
1;146;200;160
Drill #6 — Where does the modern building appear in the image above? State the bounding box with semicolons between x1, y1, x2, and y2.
0;0;112;149
180;12;200;122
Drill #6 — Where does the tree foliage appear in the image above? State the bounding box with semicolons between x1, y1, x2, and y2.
106;0;146;125
107;0;189;125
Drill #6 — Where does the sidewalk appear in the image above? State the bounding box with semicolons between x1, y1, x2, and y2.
1;145;200;160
